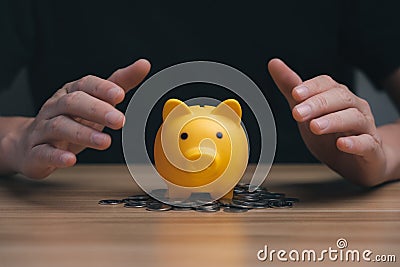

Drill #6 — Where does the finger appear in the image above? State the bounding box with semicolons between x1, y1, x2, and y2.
45;91;125;130
28;145;76;178
337;134;382;160
292;75;339;102
292;86;362;122
108;58;151;92
32;145;76;168
268;58;302;108
35;116;111;150
309;108;374;135
66;75;125;106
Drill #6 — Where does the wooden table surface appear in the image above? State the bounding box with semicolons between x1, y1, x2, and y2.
0;164;399;267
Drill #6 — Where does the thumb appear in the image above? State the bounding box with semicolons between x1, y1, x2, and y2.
108;59;151;92
268;58;302;108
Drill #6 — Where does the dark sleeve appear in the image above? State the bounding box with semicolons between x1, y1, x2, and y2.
339;0;400;89
0;0;34;91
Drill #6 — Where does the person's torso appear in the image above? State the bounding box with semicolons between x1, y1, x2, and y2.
27;1;353;163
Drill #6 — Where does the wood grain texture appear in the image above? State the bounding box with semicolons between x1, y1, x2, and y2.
0;164;399;267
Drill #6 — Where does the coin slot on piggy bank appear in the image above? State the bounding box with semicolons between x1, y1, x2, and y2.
154;98;249;203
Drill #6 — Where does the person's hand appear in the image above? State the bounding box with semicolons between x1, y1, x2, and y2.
268;58;387;186
8;59;151;179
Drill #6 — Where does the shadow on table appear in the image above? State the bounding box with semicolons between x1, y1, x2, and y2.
0;174;78;206
267;177;397;205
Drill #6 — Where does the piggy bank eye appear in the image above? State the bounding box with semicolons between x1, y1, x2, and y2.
180;132;188;140
216;132;223;139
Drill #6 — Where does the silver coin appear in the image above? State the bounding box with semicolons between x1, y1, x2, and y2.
232;199;256;208
233;187;246;194
234;194;261;202
283;197;300;203
169;199;197;207
124;202;147;208
260;197;280;202
194;204;220;212
195;200;219;206
172;206;193;211
146;204;172;212
254;187;268;193
194;208;220;213
223;207;249;213
123;198;148;205
194;200;214;205
250;201;270;209
146;200;162;207
268;200;293;208
98;199;123;205
235;183;266;193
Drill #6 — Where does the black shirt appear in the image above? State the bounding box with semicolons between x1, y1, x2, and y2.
1;0;400;163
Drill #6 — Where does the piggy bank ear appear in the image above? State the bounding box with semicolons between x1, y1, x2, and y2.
211;99;242;124
162;99;192;121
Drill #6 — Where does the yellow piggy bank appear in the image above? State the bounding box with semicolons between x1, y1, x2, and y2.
154;98;249;201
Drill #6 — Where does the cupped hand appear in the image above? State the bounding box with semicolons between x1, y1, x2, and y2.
268;58;387;186
12;59;151;179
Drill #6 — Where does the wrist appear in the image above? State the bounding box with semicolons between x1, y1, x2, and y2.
382;142;400;183
0;117;33;175
0;131;19;175
377;121;400;183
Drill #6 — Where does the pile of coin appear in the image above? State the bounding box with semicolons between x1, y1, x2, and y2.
98;183;299;213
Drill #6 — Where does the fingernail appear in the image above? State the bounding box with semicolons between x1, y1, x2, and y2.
105;111;124;125
60;154;72;164
91;133;107;146
295;104;311;118
107;87;122;100
315;118;329;130
344;138;353;149
294;86;309;99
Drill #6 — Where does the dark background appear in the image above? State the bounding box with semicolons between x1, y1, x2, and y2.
0;1;398;164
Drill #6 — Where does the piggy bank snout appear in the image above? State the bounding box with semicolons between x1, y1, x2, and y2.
182;147;221;171
184;148;213;160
